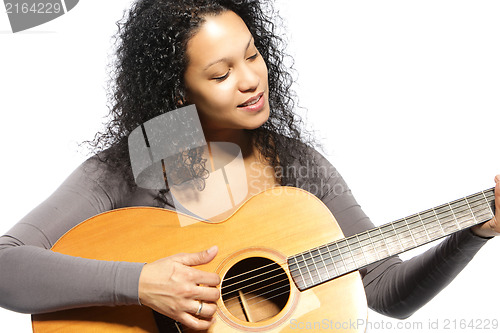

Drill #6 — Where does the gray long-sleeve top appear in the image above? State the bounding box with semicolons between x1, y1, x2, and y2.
0;149;489;319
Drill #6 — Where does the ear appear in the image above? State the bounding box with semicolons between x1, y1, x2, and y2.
175;90;188;107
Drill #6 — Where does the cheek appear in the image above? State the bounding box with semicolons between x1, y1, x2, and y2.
201;84;236;109
192;84;236;121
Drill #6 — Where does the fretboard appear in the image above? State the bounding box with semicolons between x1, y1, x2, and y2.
288;187;496;291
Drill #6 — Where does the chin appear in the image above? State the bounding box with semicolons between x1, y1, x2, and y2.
246;109;270;130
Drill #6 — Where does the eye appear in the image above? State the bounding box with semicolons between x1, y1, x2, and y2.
247;52;258;60
212;70;230;82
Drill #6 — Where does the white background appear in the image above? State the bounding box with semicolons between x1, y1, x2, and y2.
1;1;499;332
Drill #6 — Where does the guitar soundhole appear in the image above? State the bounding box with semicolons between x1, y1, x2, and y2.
221;256;290;323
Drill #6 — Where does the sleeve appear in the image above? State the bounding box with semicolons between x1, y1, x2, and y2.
0;157;145;314
305;151;490;319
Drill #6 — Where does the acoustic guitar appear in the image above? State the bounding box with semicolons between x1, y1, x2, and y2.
31;186;495;332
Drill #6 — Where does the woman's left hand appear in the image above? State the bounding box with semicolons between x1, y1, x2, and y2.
471;175;500;238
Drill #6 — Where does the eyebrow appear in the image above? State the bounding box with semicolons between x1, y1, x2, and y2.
203;35;254;71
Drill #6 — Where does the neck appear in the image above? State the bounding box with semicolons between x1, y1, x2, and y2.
204;128;254;158
288;187;496;291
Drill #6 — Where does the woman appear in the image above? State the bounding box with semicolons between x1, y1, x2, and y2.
0;0;498;331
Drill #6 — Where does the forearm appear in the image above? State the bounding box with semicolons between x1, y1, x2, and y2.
363;228;489;319
0;238;144;313
0;156;147;314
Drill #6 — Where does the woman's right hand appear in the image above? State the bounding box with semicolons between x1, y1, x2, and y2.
138;245;221;330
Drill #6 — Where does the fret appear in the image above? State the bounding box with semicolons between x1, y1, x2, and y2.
310;248;328;282
417;212;432;242
390;222;406;251
419;210;444;239
433;204;458;234
449;198;475;228
405;214;430;244
302;251;320;285
297;253;313;288
356;235;369;264
329;243;347;275
403;218;417;247
327;246;341;277
392;219;415;250
484;189;496;214
319;245;337;278
289;187;496;292
347;236;367;267
368;228;389;259
336;240;357;272
358;232;379;263
379;224;403;256
467;193;494;224
482;190;495;217
288;257;306;290
464;196;478;228
366;231;380;262
445;202;461;231
434;207;448;234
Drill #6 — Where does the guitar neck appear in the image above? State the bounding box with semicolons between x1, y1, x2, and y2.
289;187;496;291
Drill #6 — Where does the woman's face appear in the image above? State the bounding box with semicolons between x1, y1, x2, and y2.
184;11;270;137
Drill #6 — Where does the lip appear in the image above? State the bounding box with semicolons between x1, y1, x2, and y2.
237;92;265;112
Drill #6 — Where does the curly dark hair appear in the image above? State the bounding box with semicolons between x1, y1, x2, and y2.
88;0;317;193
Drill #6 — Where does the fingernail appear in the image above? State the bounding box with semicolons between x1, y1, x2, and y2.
207;245;218;254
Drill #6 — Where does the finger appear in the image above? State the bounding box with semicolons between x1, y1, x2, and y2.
194;285;220;302
493;176;500;228
176;265;220;287
495;175;500;202
188;301;217;318
494;175;500;215
178;312;215;331
174;246;218;267
195;270;221;286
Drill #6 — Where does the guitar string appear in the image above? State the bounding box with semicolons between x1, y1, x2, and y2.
369;192;494;254
220;190;495;291
221;267;288;295
223;280;291;312
179;189;496;329
242;286;294;309
226;189;494;288
181;280;291;330
321;192;495;270
289;189;494;273
221;267;287;294
220;189;494;289
227;193;494;293
181;286;292;332
286;190;495;287
221;193;493;303
222;277;290;309
254;189;491;296
220;264;288;291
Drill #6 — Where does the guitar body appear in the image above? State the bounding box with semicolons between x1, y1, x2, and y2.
32;187;367;332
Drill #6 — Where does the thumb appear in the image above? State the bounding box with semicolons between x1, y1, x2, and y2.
175;246;218;267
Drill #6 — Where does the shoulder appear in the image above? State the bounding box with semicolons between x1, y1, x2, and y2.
67;149;159;209
280;141;347;199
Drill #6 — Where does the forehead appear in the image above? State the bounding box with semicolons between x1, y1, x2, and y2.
186;11;252;69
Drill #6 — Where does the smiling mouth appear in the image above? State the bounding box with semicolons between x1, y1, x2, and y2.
238;92;263;107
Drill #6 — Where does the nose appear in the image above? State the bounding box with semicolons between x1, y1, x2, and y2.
237;63;260;92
